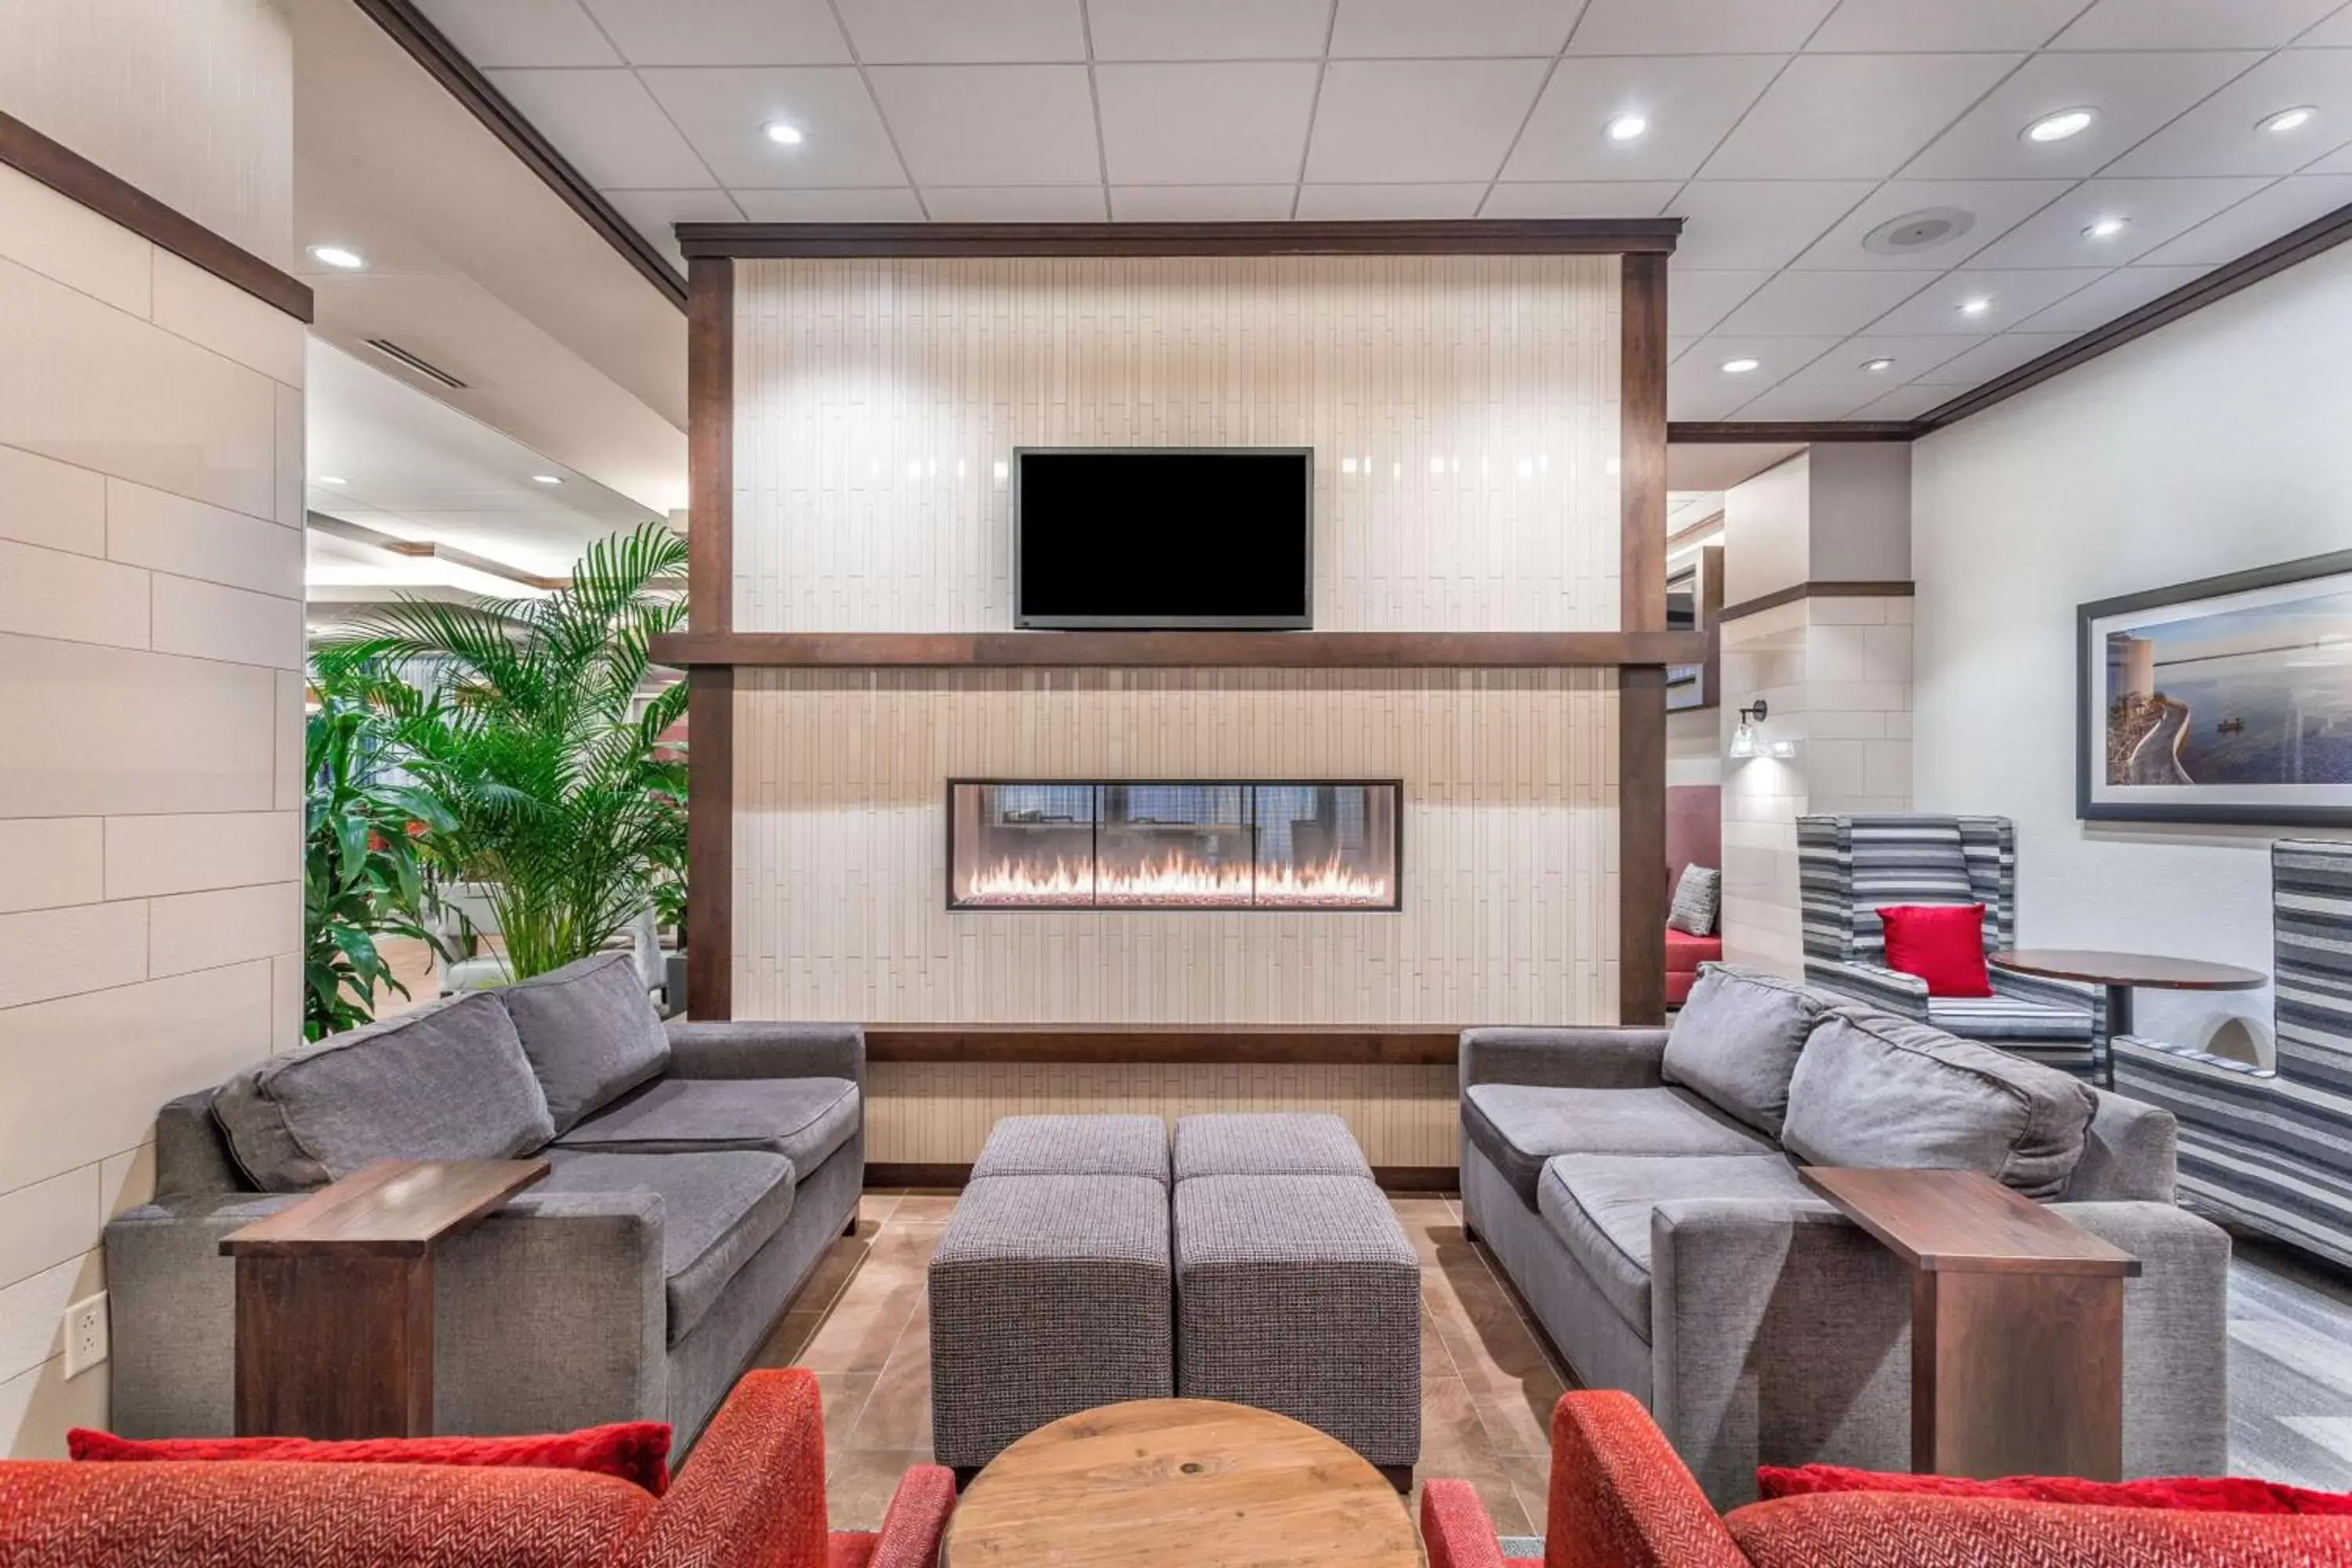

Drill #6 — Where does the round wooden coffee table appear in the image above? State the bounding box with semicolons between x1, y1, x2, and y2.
941;1399;1425;1567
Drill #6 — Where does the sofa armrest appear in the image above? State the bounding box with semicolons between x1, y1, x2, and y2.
1802;960;1929;1021
864;1464;958;1568
1459;1027;1669;1092
664;1020;866;1094
1546;1391;1751;1568
1421;1479;1508;1568
621;1367;827;1568
1991;967;2107;1036
2049;1201;2230;1479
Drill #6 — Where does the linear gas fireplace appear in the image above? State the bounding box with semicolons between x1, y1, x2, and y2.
948;780;1402;911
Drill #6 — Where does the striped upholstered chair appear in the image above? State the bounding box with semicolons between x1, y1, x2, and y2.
2113;839;2352;1269
1796;814;2103;1079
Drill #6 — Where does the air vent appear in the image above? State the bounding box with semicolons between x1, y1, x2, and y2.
363;338;468;390
1862;207;1976;256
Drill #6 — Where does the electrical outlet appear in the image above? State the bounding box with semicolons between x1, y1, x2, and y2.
64;1292;108;1378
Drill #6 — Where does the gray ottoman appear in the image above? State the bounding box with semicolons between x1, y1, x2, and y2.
971;1113;1169;1184
1174;1111;1374;1179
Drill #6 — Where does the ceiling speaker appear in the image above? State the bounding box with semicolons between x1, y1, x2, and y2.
1862;207;1976;256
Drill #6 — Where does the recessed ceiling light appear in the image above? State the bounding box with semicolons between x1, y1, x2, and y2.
1959;297;1992;317
2261;106;2317;135
531;474;563;485
1721;357;1761;375
2083;216;2129;240
1860;358;1895;373
307;244;366;270
1605;114;1649;143
318;475;347;486
762;118;805;146
2023;107;2096;143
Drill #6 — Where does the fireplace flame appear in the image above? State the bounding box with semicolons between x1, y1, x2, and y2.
958;850;1392;908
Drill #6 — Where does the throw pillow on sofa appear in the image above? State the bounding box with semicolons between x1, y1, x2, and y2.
1661;964;1832;1138
1782;1006;2096;1200
68;1422;672;1494
1877;903;1993;997
495;951;672;1134
1668;866;1721;937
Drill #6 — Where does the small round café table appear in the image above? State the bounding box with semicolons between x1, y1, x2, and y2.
940;1399;1425;1568
1987;949;2267;1089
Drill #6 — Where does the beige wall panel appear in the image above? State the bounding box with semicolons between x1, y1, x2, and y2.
0;444;106;558
147;883;299;980
0;900;147;1011
103;811;299;900
0;541;148;650
107;478;307;599
0;165;151;320
149;574;303;670
150;252;305;387
0;819;104;916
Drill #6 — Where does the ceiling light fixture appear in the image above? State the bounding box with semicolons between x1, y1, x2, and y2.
2261;106;2317;135
1959;297;1992;317
1861;358;1895;373
2024;107;2096;143
1721;357;1761;374
763;118;805;145
307;244;366;270
1605;114;1649;143
2084;216;2129;239
531;474;563;486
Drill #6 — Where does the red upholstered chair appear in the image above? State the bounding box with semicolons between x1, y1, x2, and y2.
1421;1390;2352;1568
0;1369;954;1568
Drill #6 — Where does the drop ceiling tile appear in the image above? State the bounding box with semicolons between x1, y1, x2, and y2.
1718;270;1934;336
2299;5;2352;43
1668;336;1698;362
1805;0;2096;52
1851;381;1964;419
2134;174;2352;263
1964;177;2272;267
1109;185;1299;219
576;0;850;64
482;69;716;187
1777;334;1975;386
866;66;1102;185
2106;52;2352;176
1567;0;1837;53
1097;64;1319;184
1901;51;2261;180
602;189;746;270
413;0;620;66
1331;0;1587;57
1501;55;1784;183
2047;0;2343;49
832;0;1085;63
1666;270;1772;336
2303;138;2352;172
1730;383;1881;421
1679;332;1844;389
1665;181;1877;269
1909;332;2078;384
1667;377;1756;422
1790;180;2074;270
1481;182;1681;218
922;186;1108;219
2012;263;2209;332
1864;268;2103;333
1701;54;2022;180
1089;0;1333;59
1304;60;1552;183
638;67;907;187
731;187;927;220
1294;183;1490;218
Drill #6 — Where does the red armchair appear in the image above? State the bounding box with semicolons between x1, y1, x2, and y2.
1422;1390;2352;1568
0;1369;953;1568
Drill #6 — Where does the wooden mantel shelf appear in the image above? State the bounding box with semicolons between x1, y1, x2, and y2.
649;630;1708;670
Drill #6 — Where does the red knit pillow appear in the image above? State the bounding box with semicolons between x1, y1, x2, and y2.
67;1421;672;1495
1876;903;1993;998
1758;1464;2352;1515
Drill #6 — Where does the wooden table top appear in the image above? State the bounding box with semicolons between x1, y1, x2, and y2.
1987;948;2267;992
942;1399;1424;1568
220;1159;550;1259
1800;1167;2141;1278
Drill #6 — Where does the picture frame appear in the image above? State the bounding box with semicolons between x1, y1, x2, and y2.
2078;548;2352;826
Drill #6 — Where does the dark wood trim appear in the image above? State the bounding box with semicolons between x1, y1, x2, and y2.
677;218;1682;260
1619;666;1668;1027
1616;252;1671;1029
1621;254;1669;637
1719;579;1916;623
687;260;734;635
349;0;687;311
1669;421;1916;443
648;629;1708;670
867;1163;1460;1196
1699;544;1725;715
0;109;312;322
685;666;733;1022
866;1025;1458;1067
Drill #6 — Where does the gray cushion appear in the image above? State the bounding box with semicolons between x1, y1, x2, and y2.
495;952;671;1135
1173;1112;1370;1181
556;1076;860;1175
1783;1006;2098;1200
538;1147;796;1344
1668;865;1720;937
211;993;554;1191
1661;964;1831;1138
972;1115;1170;1185
1461;1083;1774;1208
1536;1152;1811;1337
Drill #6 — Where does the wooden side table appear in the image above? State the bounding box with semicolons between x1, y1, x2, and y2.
220;1158;549;1439
1799;1167;2142;1482
942;1399;1423;1567
1987;948;2266;1089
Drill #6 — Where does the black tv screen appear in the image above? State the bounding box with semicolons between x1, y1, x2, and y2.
1014;448;1313;629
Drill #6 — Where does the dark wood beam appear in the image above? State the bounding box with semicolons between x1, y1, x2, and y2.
1719;579;1916;623
1618;253;1671;1029
1669;421;1918;443
868;1162;1459;1194
647;630;1708;670
866;1025;1458;1066
677;219;1683;260
684;257;735;1021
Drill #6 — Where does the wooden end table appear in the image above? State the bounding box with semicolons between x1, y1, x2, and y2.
220;1157;549;1439
1987;948;2266;1089
1800;1167;2141;1482
942;1399;1423;1567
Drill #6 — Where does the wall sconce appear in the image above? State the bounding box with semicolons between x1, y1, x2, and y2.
1729;698;1768;760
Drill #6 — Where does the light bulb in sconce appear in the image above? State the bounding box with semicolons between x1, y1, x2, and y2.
1766;738;1798;760
1728;697;1769;760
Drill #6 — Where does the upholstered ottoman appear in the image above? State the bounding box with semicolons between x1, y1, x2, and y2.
1173;1111;1372;1180
970;1113;1170;1184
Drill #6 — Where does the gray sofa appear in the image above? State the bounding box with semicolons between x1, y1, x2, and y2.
104;952;862;1454
1460;964;2230;1508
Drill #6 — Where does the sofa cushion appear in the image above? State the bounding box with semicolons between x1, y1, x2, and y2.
556;1077;860;1175
1783;1007;2097;1200
212;993;555;1191
1462;1083;1774;1209
539;1149;796;1344
1173;1112;1370;1180
1660;965;1832;1138
973;1114;1171;1185
1535;1153;1811;1338
1664;927;1722;973
495;953;671;1135
1927;994;2096;1044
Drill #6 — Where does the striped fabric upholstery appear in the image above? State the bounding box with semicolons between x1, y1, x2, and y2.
1798;814;2101;1080
2113;839;2352;1269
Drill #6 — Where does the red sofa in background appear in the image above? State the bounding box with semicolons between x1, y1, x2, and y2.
1666;783;1722;1007
1422;1389;2352;1568
0;1368;953;1568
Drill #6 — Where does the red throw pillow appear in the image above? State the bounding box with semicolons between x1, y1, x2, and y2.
1757;1464;2352;1515
1876;903;1993;999
67;1421;672;1495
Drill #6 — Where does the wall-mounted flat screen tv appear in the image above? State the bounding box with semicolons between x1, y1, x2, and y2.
1014;448;1313;629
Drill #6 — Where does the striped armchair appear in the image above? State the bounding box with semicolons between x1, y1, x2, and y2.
2114;839;2352;1269
1797;814;2104;1080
